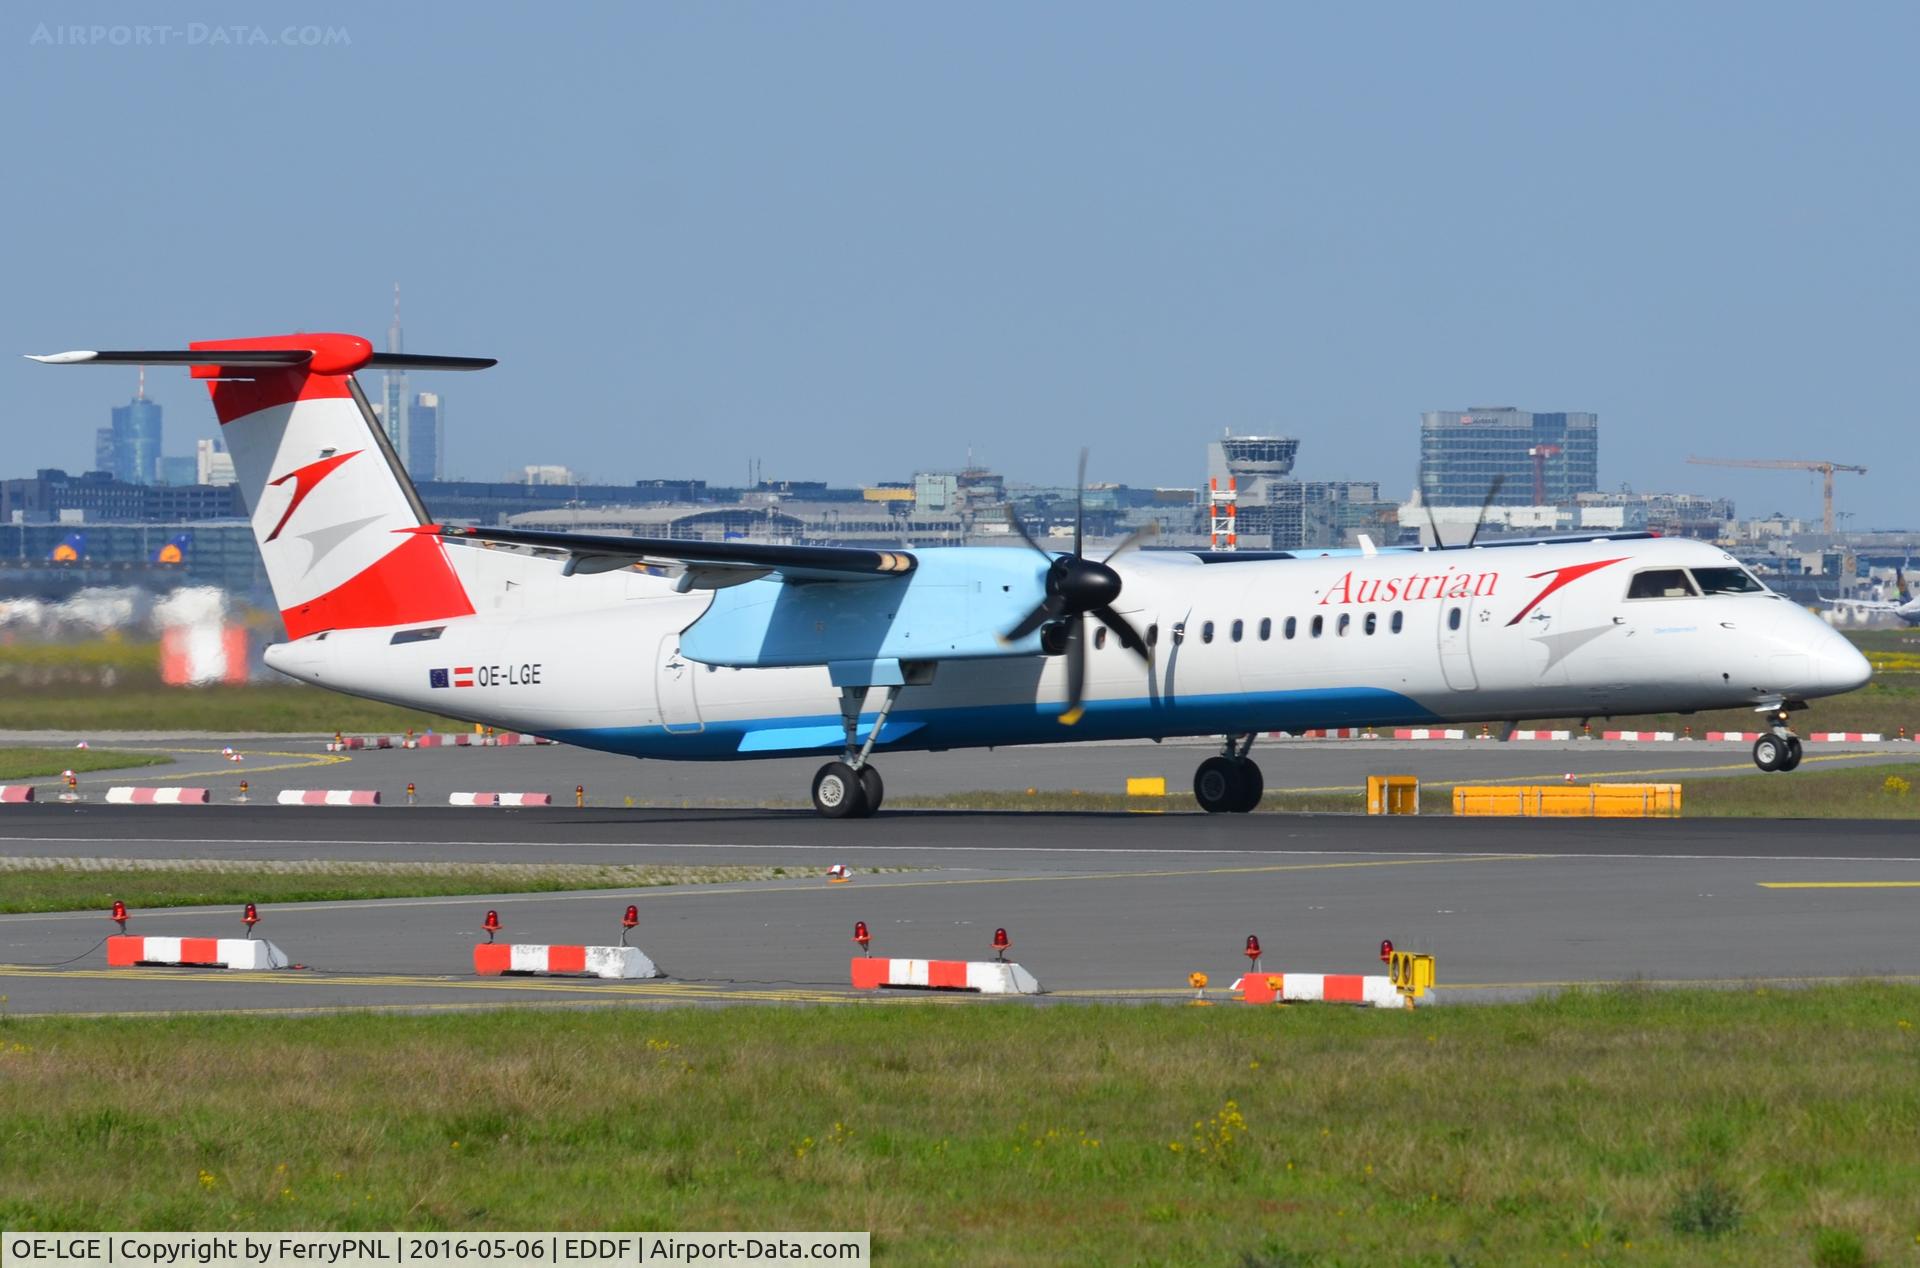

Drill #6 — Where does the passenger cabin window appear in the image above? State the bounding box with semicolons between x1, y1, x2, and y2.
1337;613;1351;637
1447;607;1462;631
1094;627;1107;650
1627;569;1699;600
1146;623;1159;646
1201;621;1214;644
1259;618;1272;641
1691;567;1765;595
1310;615;1323;638
1285;617;1297;640
1364;612;1377;635
1231;619;1244;643
1390;611;1404;634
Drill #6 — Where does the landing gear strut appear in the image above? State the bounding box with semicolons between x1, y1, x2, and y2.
810;684;901;818
1194;734;1263;813
1751;709;1803;773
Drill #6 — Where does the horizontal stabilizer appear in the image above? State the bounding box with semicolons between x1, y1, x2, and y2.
26;348;312;366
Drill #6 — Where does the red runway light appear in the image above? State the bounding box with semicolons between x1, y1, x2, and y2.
243;902;258;927
483;909;501;943
1380;939;1394;964
992;927;1011;960
110;899;128;933
1244;934;1262;962
622;904;639;930
853;920;871;954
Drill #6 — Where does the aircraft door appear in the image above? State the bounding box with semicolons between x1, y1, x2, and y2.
1437;598;1478;691
654;633;704;733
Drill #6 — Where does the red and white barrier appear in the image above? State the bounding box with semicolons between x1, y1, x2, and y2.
1706;731;1765;742
106;787;210;805
0;786;35;803
473;943;658;979
449;792;553;807
1810;732;1883;743
107;935;288;970
1393;728;1466;741
1233;972;1405;1008
1269;728;1366;740
850;957;1041;994
1510;730;1572;741
329;733;557;752
1602;730;1675;742
276;789;381;806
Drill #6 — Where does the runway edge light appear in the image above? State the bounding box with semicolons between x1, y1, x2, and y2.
483;909;501;943
110;900;128;935
993;927;1011;962
1245;934;1262;973
621;904;639;945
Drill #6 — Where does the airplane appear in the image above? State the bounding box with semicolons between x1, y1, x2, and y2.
30;332;1873;812
153;533;190;565
48;532;85;562
1822;567;1919;628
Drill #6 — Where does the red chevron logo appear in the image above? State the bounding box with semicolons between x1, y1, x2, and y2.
1506;557;1629;626
265;450;362;542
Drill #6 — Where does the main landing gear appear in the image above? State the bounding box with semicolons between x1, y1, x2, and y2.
1194;734;1263;813
811;684;901;818
1751;710;1803;773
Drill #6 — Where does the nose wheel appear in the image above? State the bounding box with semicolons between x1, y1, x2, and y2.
1195;735;1264;813
1751;732;1803;773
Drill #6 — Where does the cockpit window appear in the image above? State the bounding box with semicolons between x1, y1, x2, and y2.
1690;567;1765;595
1626;568;1699;600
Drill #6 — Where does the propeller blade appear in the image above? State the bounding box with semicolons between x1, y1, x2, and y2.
1001;594;1063;644
1072;448;1089;560
1059;613;1086;726
1093;605;1151;664
1003;503;1049;557
1101;520;1159;564
1423;497;1444;550
1466;474;1507;548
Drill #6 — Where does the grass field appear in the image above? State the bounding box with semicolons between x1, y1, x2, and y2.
0;858;850;914
0;686;467;734
2;988;1918;1263
892;758;1920;818
0;746;168;781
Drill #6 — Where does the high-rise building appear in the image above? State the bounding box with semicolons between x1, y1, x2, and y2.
409;391;443;480
108;371;163;484
1418;407;1598;508
196;438;236;487
381;283;409;467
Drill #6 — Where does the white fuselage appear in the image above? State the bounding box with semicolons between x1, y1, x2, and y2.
265;535;1870;760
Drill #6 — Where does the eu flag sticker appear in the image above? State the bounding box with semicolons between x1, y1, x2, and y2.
429;668;450;689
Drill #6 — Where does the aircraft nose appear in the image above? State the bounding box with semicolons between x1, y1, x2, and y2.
1811;626;1872;695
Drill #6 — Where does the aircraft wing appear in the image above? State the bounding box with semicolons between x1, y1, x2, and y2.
412;524;916;589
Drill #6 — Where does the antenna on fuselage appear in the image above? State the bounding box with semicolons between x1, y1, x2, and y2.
1465;474;1506;548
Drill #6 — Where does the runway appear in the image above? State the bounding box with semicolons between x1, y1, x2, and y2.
2;802;1917;1017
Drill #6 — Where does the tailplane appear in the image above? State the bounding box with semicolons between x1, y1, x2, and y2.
28;334;494;638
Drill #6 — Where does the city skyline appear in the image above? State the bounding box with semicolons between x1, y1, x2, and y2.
5;5;1913;528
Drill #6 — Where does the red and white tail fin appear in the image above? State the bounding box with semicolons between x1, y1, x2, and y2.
27;333;494;638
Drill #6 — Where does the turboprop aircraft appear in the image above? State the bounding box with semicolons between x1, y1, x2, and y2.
31;333;1873;815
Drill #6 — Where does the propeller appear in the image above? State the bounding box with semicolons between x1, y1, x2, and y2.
1001;450;1155;725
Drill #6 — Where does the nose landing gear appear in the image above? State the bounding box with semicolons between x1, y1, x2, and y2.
1751;710;1803;773
1195;734;1264;813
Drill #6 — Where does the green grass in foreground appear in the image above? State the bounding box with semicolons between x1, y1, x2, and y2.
0;860;844;915
3;988;1919;1263
893;760;1920;818
0;686;465;734
0;746;168;781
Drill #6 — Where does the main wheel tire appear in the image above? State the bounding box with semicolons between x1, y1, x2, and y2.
1752;734;1785;773
812;761;870;818
1778;736;1803;772
1231;759;1264;813
858;765;885;813
1194;756;1242;813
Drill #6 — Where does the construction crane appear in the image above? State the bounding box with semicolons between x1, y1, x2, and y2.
1685;456;1866;534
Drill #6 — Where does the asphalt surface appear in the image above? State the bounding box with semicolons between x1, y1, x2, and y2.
14;731;1919;809
2;797;1917;1017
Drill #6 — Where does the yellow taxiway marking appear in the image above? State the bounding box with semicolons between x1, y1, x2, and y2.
76;748;350;786
1757;881;1920;889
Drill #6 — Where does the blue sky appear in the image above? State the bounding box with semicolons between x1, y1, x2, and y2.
4;3;1914;525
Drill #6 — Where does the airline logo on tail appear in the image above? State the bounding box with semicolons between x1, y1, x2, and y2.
154;533;190;564
265;450;363;542
49;533;85;562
